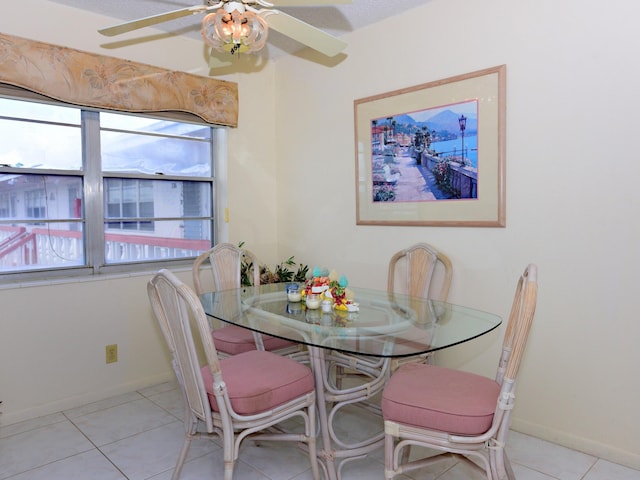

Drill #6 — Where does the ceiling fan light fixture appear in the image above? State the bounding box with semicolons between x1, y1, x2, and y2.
202;8;268;55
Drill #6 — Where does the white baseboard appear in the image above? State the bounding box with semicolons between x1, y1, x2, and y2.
511;417;640;471
1;372;174;427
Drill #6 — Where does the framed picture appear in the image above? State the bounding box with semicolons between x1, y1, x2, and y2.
354;65;506;227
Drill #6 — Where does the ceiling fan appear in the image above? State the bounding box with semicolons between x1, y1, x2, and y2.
99;0;350;67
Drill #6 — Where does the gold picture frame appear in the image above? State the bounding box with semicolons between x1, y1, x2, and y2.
354;65;506;227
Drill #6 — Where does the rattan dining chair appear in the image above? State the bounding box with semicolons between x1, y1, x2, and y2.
387;242;453;302
387;242;453;369
329;242;452;396
193;243;302;358
381;264;538;480
333;242;453;390
148;269;320;480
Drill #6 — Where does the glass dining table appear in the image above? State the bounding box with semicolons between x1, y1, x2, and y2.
200;284;502;480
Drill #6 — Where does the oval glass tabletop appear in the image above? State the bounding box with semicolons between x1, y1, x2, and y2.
200;284;501;358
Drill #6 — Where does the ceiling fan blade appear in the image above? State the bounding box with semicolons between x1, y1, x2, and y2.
98;5;210;37
262;10;347;57
270;0;351;5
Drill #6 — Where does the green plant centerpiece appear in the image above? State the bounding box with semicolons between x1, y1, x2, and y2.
238;242;309;286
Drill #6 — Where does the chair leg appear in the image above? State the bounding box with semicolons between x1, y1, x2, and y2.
489;443;516;480
223;460;235;480
223;434;237;480
492;448;515;480
307;403;321;480
384;432;396;480
172;435;193;480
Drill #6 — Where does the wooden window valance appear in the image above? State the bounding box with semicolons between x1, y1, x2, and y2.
0;33;238;127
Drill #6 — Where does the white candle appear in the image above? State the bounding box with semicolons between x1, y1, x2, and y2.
288;291;302;302
306;295;321;309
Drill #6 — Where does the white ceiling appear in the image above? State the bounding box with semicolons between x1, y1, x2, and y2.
49;0;431;60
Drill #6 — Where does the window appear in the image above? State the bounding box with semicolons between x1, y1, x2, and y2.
24;189;46;222
0;192;16;218
0;96;218;281
106;179;155;231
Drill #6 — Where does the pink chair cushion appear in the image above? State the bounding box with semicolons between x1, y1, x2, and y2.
201;350;314;415
213;326;297;355
263;335;298;352
382;363;500;436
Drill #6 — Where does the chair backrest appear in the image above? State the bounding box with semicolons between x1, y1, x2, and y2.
497;264;538;386
148;269;221;432
192;243;260;295
387;243;453;301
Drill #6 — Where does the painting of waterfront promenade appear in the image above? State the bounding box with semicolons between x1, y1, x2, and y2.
354;65;505;227
371;100;478;203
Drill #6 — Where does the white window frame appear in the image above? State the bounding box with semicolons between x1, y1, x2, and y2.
0;92;227;284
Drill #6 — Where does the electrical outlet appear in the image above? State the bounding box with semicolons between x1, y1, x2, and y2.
106;344;118;364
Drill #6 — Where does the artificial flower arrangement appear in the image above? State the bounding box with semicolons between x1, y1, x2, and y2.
302;267;358;311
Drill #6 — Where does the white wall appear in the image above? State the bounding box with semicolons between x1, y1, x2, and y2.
271;0;640;469
1;0;639;471
0;0;281;425
0;273;173;421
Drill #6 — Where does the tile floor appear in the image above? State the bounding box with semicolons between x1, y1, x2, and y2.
1;381;639;480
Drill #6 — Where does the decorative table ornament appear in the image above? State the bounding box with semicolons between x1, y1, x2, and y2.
302;267;358;312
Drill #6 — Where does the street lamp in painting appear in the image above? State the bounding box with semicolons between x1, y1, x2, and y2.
413;126;425;164
458;114;467;165
384;117;397;163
